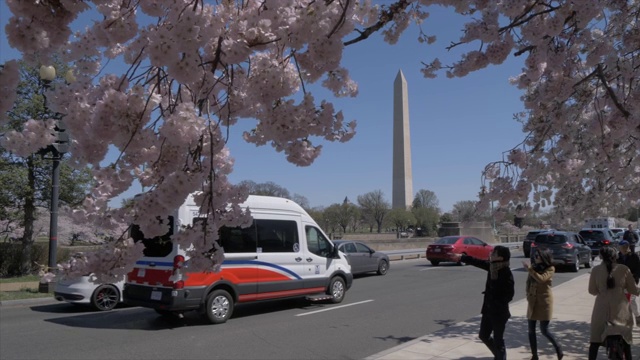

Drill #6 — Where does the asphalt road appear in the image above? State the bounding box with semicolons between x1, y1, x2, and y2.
0;250;586;360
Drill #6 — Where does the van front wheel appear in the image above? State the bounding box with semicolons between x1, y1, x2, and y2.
205;289;234;324
327;277;346;304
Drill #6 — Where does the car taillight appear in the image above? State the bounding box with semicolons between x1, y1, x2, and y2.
173;280;184;289
602;240;611;245
562;242;574;249
531;243;538;248
173;255;185;269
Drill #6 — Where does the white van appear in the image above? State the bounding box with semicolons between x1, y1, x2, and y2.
123;194;353;324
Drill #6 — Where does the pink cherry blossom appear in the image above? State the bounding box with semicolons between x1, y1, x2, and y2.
2;0;639;278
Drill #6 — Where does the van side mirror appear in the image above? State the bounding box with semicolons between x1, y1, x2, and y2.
331;244;341;259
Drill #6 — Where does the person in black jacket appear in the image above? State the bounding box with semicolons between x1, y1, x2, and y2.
618;239;640;325
454;245;515;360
622;225;640;253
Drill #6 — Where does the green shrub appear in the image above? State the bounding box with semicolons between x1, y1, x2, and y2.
0;242;72;277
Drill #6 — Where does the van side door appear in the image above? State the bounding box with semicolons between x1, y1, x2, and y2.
255;218;307;299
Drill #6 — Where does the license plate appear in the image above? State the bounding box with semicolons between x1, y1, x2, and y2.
138;268;145;277
434;248;441;252
151;291;162;301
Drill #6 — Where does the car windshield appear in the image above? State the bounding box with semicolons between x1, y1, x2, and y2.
435;237;458;245
579;231;605;240
535;234;567;244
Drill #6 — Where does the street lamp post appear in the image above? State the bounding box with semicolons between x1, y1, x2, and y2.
37;65;69;293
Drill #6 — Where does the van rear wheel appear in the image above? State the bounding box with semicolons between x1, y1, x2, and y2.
205;289;234;324
327;277;346;304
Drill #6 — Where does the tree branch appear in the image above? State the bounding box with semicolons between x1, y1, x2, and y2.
343;0;411;46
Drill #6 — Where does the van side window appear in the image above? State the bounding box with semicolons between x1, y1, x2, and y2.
217;222;257;253
305;226;331;257
256;219;299;253
130;216;174;257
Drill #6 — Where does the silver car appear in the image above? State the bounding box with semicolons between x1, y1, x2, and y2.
332;240;389;276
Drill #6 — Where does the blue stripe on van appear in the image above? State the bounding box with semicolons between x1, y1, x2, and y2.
223;259;302;280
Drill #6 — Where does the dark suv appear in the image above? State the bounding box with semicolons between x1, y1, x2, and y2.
531;231;592;272
578;228;617;259
523;229;555;258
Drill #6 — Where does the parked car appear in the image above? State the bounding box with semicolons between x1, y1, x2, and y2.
523;229;555;258
54;274;124;311
426;236;494;266
578;228;617;258
610;227;626;240
530;231;593;272
332;240;389;275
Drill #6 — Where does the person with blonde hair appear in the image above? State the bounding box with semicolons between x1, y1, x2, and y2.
523;249;563;360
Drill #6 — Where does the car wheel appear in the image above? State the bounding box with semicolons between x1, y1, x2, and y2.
205;289;234;324
377;260;389;275
457;253;467;266
586;255;593;268
327;276;346;304
430;260;439;266
570;254;580;273
90;284;119;311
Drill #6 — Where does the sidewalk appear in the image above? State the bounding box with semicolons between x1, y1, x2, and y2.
365;272;640;360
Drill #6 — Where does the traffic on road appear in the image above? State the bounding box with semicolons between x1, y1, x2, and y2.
0;248;587;360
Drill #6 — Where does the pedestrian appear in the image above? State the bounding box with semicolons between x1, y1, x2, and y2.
617;239;640;326
622;224;639;253
454;246;514;360
523;249;563;360
588;246;640;360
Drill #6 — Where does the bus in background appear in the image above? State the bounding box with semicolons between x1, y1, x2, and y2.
123;194;352;324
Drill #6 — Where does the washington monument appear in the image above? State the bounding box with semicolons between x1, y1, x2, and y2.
392;70;413;210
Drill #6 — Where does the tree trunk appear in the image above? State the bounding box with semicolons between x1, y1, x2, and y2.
20;156;37;275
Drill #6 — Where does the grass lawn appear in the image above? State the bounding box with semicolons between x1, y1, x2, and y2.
0;274;40;283
0;288;52;301
0;274;52;302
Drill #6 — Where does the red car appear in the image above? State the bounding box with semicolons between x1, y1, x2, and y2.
426;236;494;266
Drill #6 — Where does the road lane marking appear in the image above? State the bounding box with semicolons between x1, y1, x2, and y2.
296;300;374;316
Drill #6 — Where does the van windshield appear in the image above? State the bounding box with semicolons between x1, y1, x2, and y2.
130;216;174;257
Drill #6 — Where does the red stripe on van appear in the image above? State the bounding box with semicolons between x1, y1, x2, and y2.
251;287;326;301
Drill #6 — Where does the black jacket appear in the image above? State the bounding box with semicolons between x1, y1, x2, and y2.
618;251;640;284
461;255;515;318
623;230;639;244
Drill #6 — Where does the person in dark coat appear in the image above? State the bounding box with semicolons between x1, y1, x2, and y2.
622;225;639;253
454;245;515;360
523;248;563;360
617;240;640;325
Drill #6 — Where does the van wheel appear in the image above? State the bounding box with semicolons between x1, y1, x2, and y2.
90;284;119;311
327;277;346;304
205;289;233;324
377;260;389;275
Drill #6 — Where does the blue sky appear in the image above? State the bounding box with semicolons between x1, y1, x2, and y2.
1;4;527;213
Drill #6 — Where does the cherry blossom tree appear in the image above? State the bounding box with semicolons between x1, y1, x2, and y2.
1;0;639;278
